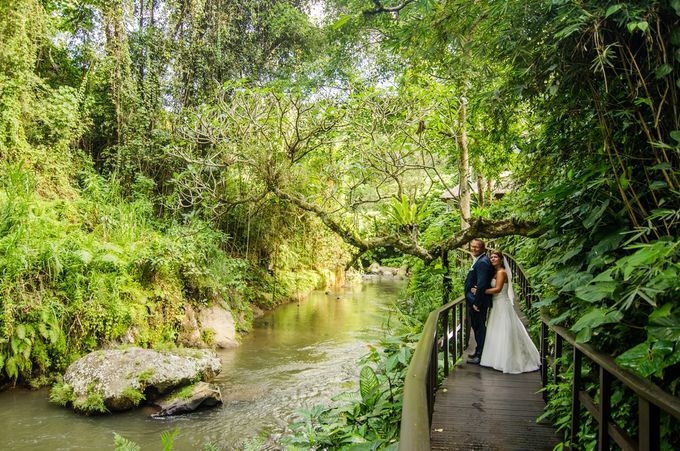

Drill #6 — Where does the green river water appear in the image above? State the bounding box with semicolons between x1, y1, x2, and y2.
0;278;405;450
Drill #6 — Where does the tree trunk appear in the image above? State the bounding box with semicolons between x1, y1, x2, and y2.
477;172;485;209
457;97;471;229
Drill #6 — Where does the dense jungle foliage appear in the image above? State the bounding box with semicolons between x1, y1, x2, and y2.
1;0;679;448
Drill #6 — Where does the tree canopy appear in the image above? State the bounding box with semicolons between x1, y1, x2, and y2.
0;0;679;446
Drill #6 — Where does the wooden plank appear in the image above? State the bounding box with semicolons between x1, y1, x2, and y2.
430;361;560;450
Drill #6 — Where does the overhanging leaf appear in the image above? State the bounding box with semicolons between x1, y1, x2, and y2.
616;341;680;377
574;282;616;302
575;327;592;343
605;4;623;17
571;307;623;332
648;315;680;341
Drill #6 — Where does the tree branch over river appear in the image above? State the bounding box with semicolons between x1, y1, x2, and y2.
171;86;541;266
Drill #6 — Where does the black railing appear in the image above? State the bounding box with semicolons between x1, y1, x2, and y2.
540;315;680;450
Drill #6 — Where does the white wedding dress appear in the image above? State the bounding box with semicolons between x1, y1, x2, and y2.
480;277;540;374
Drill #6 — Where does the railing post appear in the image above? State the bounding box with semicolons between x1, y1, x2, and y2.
554;334;563;385
450;307;457;362
599;366;612;451
541;321;548;401
443;310;450;376
639;398;660;451
571;348;582;447
429;342;437;424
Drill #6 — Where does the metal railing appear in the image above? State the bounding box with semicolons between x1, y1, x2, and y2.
540;315;680;450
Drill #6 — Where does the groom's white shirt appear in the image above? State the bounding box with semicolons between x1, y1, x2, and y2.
470;255;481;270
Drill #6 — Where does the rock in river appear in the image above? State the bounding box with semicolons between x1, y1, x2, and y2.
152;381;222;417
54;347;221;414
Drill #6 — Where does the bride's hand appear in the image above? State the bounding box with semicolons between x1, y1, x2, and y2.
471;287;477;294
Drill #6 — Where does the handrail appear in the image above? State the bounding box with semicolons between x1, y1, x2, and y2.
398;251;531;450
399;248;680;450
502;254;534;310
540;313;680;450
399;295;467;451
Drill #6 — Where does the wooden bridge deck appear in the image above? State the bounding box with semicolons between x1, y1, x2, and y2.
430;361;561;450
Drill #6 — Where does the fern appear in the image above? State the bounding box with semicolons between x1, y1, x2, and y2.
113;433;141;451
160;427;180;451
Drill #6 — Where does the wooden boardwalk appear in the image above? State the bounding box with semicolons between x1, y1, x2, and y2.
430;362;560;450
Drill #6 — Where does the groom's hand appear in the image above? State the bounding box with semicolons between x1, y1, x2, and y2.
472;305;480;312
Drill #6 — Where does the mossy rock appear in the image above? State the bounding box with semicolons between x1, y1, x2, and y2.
52;347;221;414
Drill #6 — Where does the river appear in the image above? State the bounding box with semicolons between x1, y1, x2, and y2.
0;278;405;450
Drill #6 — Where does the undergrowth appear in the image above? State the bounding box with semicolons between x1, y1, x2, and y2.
0;165;327;387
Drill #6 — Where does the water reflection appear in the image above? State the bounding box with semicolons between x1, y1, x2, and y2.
0;279;405;450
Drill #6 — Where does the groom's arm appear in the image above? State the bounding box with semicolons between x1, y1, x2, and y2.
473;260;493;307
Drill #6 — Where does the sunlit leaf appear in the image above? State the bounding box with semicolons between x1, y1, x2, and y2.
359;366;379;402
605;4;623;17
616;341;680;377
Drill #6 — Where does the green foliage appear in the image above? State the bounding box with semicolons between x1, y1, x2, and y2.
0;166;257;385
137;368;155;385
121;386;145;407
113;429;220;451
74;390;108;415
160;428;179;451
49;381;74;406
113;433;141;451
169;383;196;401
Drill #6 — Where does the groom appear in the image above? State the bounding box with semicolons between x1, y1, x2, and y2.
464;238;493;364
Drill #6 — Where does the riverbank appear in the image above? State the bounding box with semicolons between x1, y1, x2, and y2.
0;279;407;450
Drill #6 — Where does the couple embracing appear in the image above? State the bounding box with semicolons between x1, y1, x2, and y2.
464;239;540;374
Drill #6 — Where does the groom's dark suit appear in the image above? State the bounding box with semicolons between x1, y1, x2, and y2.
464;253;493;358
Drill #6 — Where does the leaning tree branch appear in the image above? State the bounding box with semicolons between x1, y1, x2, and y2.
271;187;540;266
271;186;369;251
427;217;542;262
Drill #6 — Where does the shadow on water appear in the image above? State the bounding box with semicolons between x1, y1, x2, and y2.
0;278;406;450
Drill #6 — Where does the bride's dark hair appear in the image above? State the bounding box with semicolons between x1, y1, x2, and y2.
490;250;505;268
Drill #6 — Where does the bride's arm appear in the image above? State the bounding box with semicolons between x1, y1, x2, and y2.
484;270;507;294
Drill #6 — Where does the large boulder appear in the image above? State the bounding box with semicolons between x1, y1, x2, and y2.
152;381;222;417
177;305;203;347
59;348;221;413
198;303;238;349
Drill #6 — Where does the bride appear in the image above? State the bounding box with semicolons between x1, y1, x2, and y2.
472;250;540;374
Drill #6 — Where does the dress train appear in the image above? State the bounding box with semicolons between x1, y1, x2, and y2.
480;278;540;374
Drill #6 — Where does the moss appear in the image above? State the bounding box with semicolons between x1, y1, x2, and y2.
137;368;155;385
200;328;216;346
73;391;108;415
174;347;204;360
49;382;75;406
169;383;196;400
121;385;145;407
